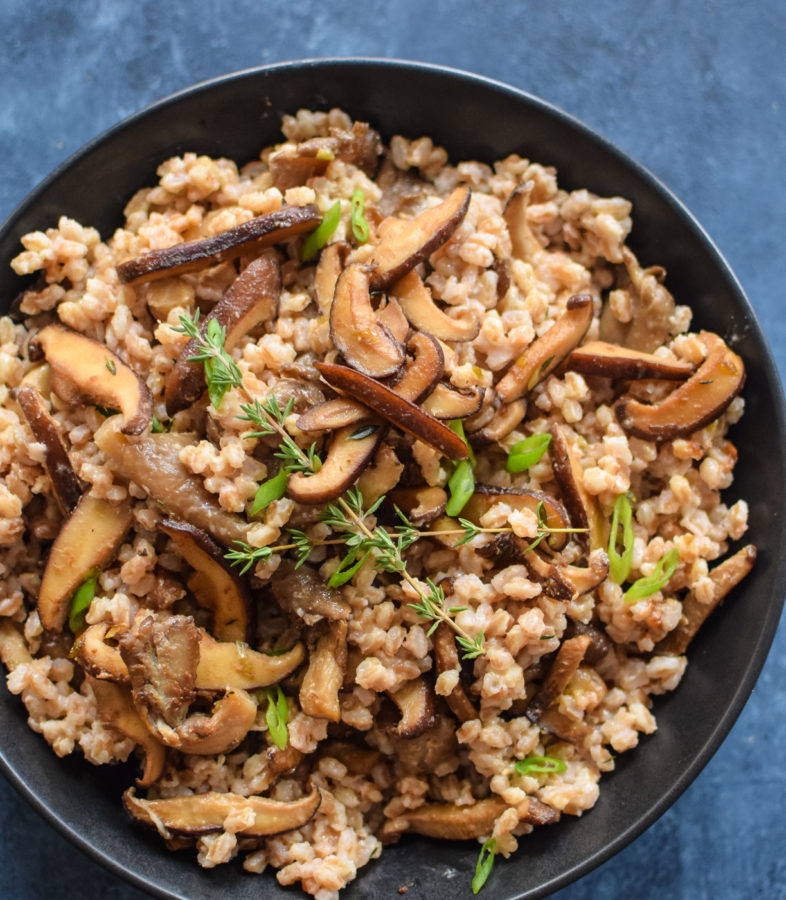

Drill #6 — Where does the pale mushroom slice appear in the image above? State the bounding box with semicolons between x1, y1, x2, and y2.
315;361;468;460
356;442;405;505
421;383;485;421
550;424;606;551
461;486;572;551
88;676;166;788
388;485;448;527
296;397;372;432
0;619;32;671
299;620;347;723
154;688;259;756
473;399;526;443
74;624;130;683
615;331;745;441
388;332;446;402
376;296;410;343
390;269;480;341
433;622;477;723
656;544;756;656
164;256;281;415
561;550;611;597
496;294;594;403
503;182;544;263
37;493;133;632
565;340;694;381
314;241;350;313
31;323;152;435
329;262;405;378
388;676;437;738
368;185;471;291
123;786;321;837
158;519;253;643
526;634;592;724
94;418;250;548
16;383;83;515
117;205;321;284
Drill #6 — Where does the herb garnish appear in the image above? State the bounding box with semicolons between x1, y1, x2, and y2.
301;201;342;262
608;493;635;584
445;419;476;516
68;571;99;633
506;433;551;473
262;685;289;750
472;837;496;894
250;466;291;516
624;547;680;603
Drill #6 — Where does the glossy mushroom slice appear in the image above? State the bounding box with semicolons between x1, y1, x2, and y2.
561;550;611;598
16;383;83;514
433;622;477;723
88;677;166;788
123;786;321;838
296;397;371;432
329;262;405;378
31;323;152;435
197;635;305;691
503;182;544;263
615;331;745;441
472;399;526;443
496;294;594;403
37;493;133;632
656;544;756;656
314;241;350;313
390;270;479;341
368;185;471;291
94;418;249;548
462;486;572;551
315;362;468;460
421;383;484;421
550;424;606;551
388;485;447;527
116;205;321;284
566;340;694;381
376;296;411;343
299;620;347;723
287;420;387;505
388;676;437;739
388;332;445;403
164;256;281;415
155;688;259;756
74;624;130;683
526;634;592;724
158;519;253;643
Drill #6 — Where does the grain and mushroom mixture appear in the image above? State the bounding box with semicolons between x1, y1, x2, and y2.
0;108;756;897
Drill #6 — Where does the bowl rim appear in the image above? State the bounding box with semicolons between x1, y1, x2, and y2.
1;56;785;900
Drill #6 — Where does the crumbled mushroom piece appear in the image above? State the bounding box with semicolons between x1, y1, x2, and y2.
563;620;612;666
390;270;479;341
376;296;411;344
433;622;477;723
388;676;437;738
270;560;350;625
462;486;572;551
566;340;694;381
319;741;381;776
526;635;592;724
550;424;606;551
299;620;347;723
356;442;405;505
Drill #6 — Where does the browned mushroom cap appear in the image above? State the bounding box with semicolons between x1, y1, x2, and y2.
158;519;253;643
376;296;411;343
656;544;756;656
287;420;387;504
521;548;578;602
117;205;321;285
368;186;471;291
329;263;405;378
16;383;83;515
356;442;405;505
270;560;350;625
88;677;166;788
31;324;152;435
155;688;259;755
196;634;305;691
74;624;129;683
388;332;445;402
472;399;526;443
462;486;572;551
299;620;347;723
388;485;448;527
314;241;350;313
390;270;480;342
37;493;133;632
164;257;280;416
496;294;594;403
526;635;592;724
566;340;695;381
550;424;605;551
421;383;485;421
561;550;610;598
123;786;321;837
433;622;477;723
503;183;544;262
388;676;437;738
563;620;612;666
296;397;372;432
615;331;745;441
315;362;468;460
94;418;250;548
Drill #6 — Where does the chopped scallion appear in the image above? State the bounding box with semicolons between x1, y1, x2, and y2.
514;754;568;775
472;837;496;894
301;201;342;262
327;548;371;587
250;467;290;516
624;547;680;603
608;492;635;584
350;189;370;244
263;685;289;750
68;572;99;634
506;433;551;473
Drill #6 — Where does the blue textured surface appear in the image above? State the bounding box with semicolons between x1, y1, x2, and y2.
1;1;785;898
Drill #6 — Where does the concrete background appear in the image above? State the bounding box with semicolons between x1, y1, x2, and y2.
1;1;784;897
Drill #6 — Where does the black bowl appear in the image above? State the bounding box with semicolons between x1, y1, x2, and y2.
1;59;785;900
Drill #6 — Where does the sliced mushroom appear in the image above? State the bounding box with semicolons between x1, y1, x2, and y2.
74;624;129;683
521;548;577;602
656;544;756;656
123;786;321;837
270;560;350;625
296;397;371;432
496;294;594;403
563;620;612;666
462;486;572;551
526;634;592;724
388;332;445;402
561;550;610;597
158;519;253;643
492;258;511;299
37;493;133;632
117;205;321;284
164;257;280;415
88;676;166;787
299;621;347;723
550;424;605;551
315;362;468;460
566;340;694;381
199;635;305;691
31;324;152;435
356;442;404;505
473;399;526;443
390;270;479;341
329;263;405;378
94;418;249;548
421;383;485;420
0;619;32;671
368;186;471;291
433;622;477;723
314;241;350;313
17;383;83;514
388;676;437;738
388;485;447;527
376;296;410;344
503;183;544;263
287;420;386;505
155;688;258;755
615;331;745;441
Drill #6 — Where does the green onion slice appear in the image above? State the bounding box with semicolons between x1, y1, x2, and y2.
301;201;342;262
472;837;496;894
350;189;370;244
263;685;289;750
448;418;476;466
68;572;99;634
608;493;635;584
506;433;551;473
327;548;371;588
446;459;475;517
624;547;680;603
250;467;290;517
514;754;568;776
